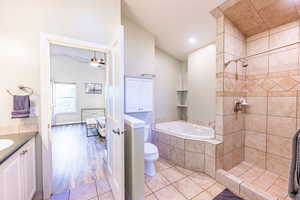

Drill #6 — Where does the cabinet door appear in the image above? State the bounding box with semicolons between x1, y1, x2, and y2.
125;78;140;113
23;138;36;200
140;79;153;112
0;152;23;200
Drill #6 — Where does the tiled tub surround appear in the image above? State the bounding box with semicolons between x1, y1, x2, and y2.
152;130;223;178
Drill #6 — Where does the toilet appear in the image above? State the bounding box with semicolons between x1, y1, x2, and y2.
144;125;159;176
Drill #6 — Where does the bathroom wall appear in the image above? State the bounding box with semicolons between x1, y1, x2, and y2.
215;16;246;170
124;17;155;76
244;20;300;178
123;17;183;124
187;44;216;123
0;0;121;132
154;48;182;123
51;55;106;125
0;0;121;194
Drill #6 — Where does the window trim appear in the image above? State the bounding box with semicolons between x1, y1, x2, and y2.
53;82;77;115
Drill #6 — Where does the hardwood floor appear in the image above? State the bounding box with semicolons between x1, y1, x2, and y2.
52;124;107;194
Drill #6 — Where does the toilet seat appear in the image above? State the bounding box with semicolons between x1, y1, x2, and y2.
144;143;158;155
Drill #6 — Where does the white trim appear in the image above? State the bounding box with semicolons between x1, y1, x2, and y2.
40;32;109;199
124;115;146;129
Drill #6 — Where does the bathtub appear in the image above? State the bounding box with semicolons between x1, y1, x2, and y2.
155;121;215;140
152;121;221;175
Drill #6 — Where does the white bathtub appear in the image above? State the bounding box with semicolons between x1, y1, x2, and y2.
155;121;215;140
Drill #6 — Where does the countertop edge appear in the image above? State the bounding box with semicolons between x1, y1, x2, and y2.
0;132;38;165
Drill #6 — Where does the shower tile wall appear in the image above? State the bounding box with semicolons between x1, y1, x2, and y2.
215;16;247;171
244;20;300;178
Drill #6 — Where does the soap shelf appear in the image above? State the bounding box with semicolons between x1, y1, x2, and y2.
177;105;188;108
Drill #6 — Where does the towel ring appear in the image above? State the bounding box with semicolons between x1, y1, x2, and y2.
7;85;34;96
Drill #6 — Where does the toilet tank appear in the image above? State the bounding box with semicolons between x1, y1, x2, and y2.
144;125;150;142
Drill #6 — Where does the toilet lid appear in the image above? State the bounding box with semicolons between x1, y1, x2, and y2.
144;143;158;155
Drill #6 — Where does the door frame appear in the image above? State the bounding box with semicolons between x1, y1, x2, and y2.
40;32;109;199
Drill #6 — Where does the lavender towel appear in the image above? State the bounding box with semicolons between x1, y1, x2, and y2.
11;95;30;118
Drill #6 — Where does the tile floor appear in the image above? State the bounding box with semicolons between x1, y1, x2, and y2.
51;178;114;200
52;158;229;200
228;162;290;200
145;159;226;200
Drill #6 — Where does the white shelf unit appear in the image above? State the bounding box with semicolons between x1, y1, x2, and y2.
125;77;153;114
176;89;188;120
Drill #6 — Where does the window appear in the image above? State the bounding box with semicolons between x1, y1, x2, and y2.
54;83;76;114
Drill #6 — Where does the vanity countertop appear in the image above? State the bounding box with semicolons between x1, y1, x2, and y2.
0;132;37;165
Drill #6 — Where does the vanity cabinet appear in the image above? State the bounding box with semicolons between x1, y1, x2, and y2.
125;77;153;113
0;137;36;200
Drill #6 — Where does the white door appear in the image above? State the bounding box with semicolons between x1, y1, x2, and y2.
23;139;36;200
105;26;125;200
0;153;23;200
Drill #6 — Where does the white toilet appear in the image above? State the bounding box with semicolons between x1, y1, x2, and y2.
144;125;159;176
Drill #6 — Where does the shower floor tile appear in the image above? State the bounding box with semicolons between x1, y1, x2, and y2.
227;162;289;200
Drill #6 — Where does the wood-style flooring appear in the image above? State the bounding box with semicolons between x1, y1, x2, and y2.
52;124;106;194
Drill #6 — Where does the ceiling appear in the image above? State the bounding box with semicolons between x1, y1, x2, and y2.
50;44;105;62
123;0;226;61
218;0;300;37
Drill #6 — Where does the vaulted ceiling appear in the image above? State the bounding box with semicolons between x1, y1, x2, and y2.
123;0;226;61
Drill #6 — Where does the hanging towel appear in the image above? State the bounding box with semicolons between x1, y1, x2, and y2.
289;129;300;199
11;95;30;118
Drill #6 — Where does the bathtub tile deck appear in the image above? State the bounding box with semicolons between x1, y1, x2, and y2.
145;158;226;200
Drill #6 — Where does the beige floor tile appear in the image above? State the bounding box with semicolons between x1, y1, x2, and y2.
189;173;216;190
175;166;194;176
172;177;203;199
156;159;173;171
267;177;288;199
191;191;213;200
206;183;225;197
96;179;111;195
145;194;158;200
228;167;246;177
251;171;278;191
160;167;185;183
69;182;97;200
144;183;152;196
154;185;186;200
239;166;265;183
100;191;114;200
145;173;170;192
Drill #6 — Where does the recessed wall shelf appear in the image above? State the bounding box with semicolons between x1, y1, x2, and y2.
177;105;188;108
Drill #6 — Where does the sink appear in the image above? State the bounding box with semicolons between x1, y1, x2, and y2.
0;139;14;151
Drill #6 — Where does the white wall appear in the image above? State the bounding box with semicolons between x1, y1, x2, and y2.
0;0;121;129
187;44;216;122
124;18;182;124
124;17;155;76
0;0;120;194
154;48;182;122
51;55;105;124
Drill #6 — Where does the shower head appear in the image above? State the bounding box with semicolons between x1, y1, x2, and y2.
242;63;248;68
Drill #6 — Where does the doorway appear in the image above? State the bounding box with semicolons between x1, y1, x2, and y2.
40;31;125;200
50;44;109;197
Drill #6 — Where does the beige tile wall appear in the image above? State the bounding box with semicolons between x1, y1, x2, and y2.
215;11;300;177
215;16;246;171
244;20;300;178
